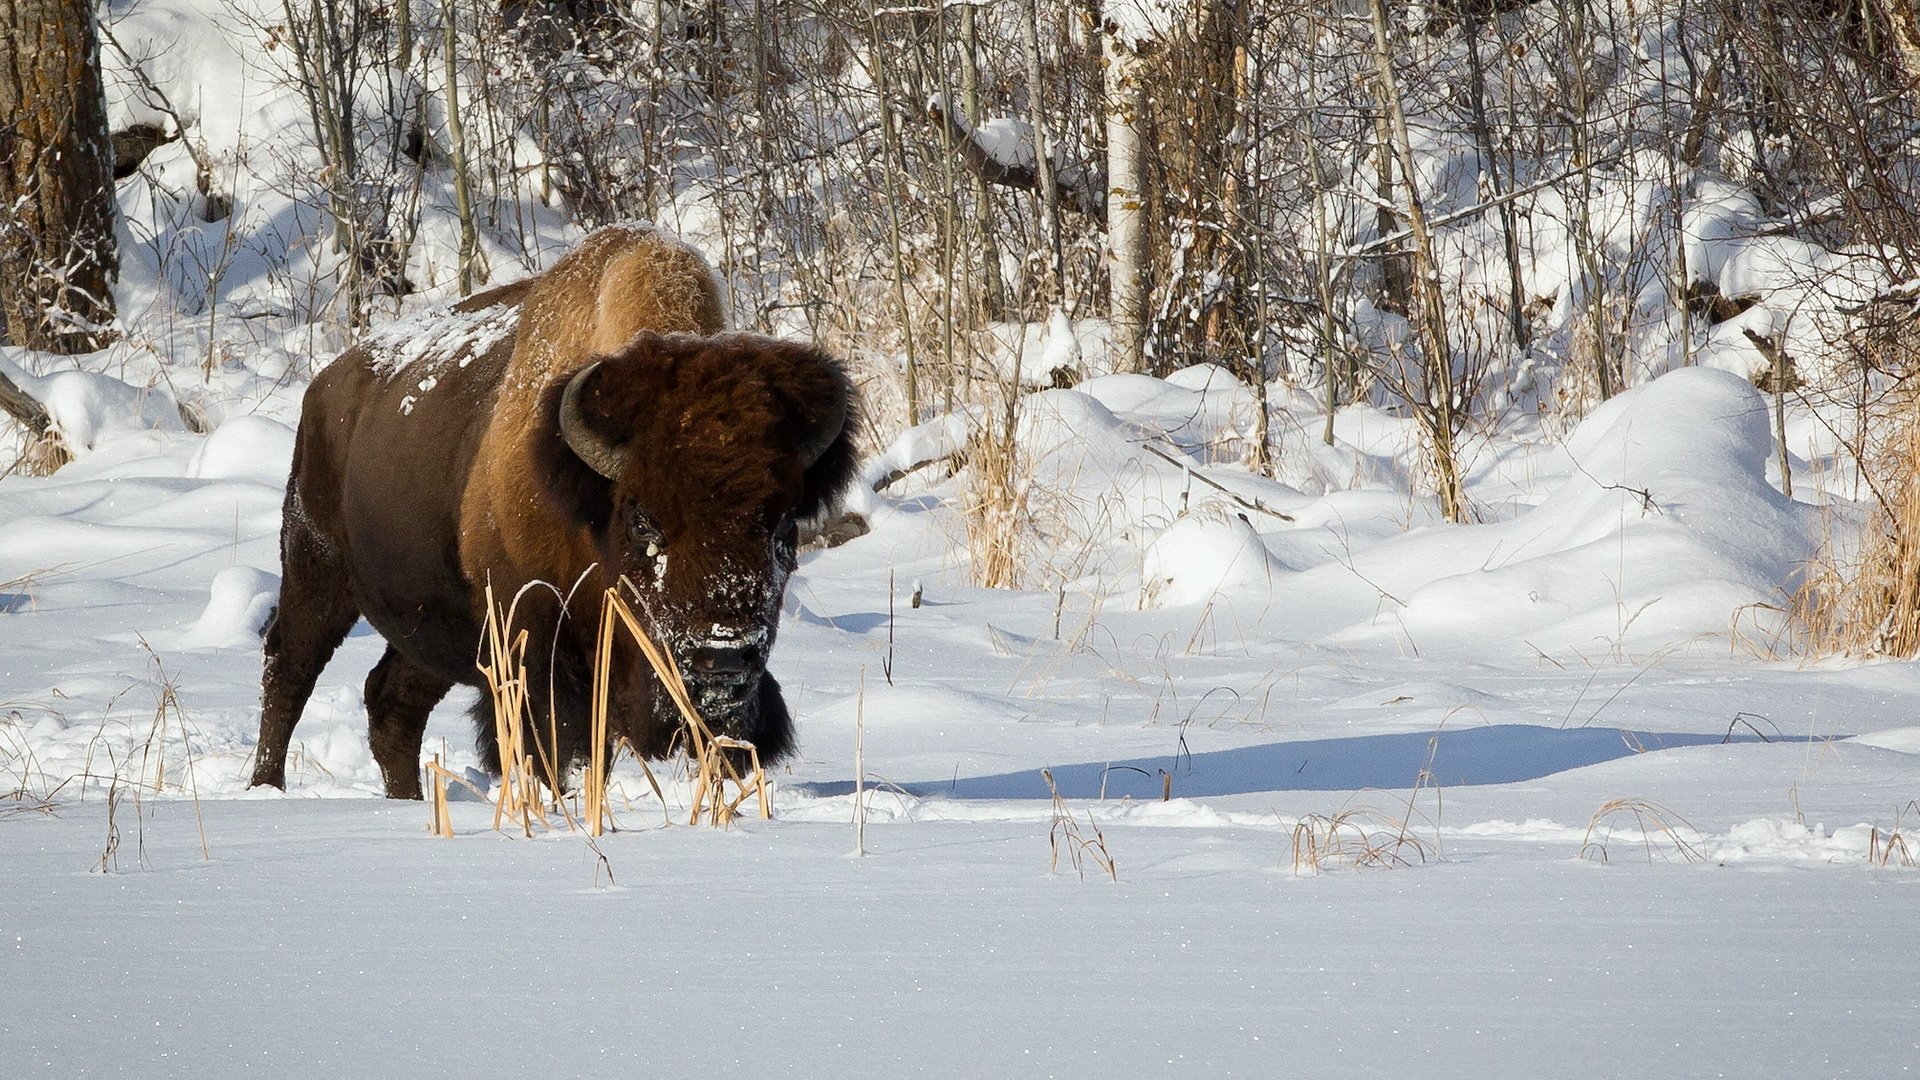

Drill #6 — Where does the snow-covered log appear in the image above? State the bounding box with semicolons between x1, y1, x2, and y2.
925;94;1106;220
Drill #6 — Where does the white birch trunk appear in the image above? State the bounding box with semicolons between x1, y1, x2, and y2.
1104;26;1148;375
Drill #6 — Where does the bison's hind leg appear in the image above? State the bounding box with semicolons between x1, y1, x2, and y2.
251;522;360;791
365;647;455;800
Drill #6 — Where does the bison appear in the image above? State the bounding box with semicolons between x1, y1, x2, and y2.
249;225;859;798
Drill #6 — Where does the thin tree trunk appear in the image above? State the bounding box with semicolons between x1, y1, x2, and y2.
1460;7;1529;354
1562;0;1615;400
1305;7;1341;448
1017;0;1064;307
1104;27;1148;374
868;9;918;422
1372;110;1412;316
1367;0;1466;523
444;1;482;295
960;5;1008;320
1229;29;1269;475
281;0;369;327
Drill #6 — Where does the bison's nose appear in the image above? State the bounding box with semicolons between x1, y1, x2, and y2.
689;643;760;677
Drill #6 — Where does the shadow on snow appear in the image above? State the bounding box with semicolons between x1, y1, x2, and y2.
799;724;1809;801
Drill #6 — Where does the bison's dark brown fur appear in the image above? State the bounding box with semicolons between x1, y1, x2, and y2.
249;225;859;798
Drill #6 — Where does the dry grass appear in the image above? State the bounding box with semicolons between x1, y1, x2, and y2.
852;667;867;856
1042;768;1117;882
1288;804;1432;874
1870;801;1919;868
2;713;63;821
464;579;773;840
961;418;1029;590
0;712;63;815
427;754;456;838
464;581;768;839
0;562;67;614
1794;383;1920;656
97;760;125;873
1287;734;1444;875
54;641;218;871
476;583;555;837
92;639;213;866
2;788;58;820
4;430;73;478
1577;798;1703;864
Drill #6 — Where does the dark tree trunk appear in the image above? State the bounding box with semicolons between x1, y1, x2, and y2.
0;0;119;356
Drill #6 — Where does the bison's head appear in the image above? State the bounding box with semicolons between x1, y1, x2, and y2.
535;332;859;759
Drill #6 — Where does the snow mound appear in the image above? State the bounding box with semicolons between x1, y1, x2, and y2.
1849;727;1920;755
1040;310;1082;376
101;0;274;156
1141;502;1285;609
1709;817;1882;864
40;369;187;450
1326;367;1817;654
186;415;295;481
183;565;278;648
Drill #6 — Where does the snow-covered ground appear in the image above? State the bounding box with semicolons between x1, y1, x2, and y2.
5;351;1920;1077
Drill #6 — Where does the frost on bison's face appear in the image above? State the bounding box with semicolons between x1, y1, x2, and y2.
534;331;858;760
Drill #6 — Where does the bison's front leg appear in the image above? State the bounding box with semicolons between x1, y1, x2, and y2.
364;646;455;799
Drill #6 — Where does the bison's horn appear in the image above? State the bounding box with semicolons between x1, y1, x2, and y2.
558;362;628;481
797;362;851;468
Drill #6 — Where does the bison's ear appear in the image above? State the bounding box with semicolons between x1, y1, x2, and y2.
767;342;860;521
531;366;622;531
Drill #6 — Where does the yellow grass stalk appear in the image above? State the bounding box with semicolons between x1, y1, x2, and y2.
469;579;769;838
585;597;616;836
1287;804;1432;874
1042;768;1118;881
961;422;1027;589
1578;798;1702;864
427;754;454;837
478;583;544;837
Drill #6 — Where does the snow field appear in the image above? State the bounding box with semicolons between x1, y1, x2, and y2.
6;357;1920;1077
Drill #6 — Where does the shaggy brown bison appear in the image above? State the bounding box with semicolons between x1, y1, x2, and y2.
248;225;859;798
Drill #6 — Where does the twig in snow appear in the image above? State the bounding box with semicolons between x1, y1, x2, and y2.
1135;440;1295;522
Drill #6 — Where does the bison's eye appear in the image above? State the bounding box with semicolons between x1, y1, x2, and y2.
626;510;662;557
